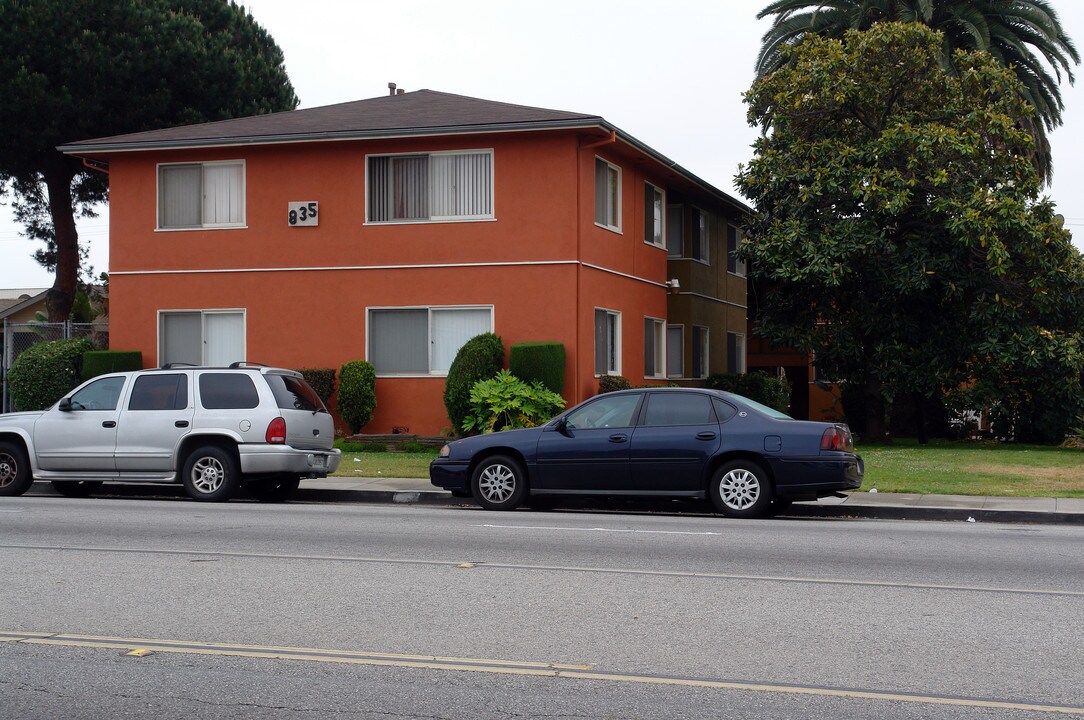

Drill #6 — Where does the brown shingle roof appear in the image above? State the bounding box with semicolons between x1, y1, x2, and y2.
58;90;603;152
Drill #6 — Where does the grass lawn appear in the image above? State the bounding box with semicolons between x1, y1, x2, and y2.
331;440;1083;497
857;440;1084;497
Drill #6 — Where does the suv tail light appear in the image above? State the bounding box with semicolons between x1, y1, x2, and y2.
266;417;287;444
820;425;853;452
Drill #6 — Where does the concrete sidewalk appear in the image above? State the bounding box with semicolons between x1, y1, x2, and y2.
296;475;1084;524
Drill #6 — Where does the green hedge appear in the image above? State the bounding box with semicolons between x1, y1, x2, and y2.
8;338;96;411
337;360;377;434
509;341;565;395
82;350;142;379
444;333;504;435
299;367;336;404
706;371;792;414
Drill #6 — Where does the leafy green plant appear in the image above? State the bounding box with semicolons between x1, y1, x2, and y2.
8;338;95;411
707;372;792;414
597;375;632;394
444;333;504;435
1062;417;1084;450
337;360;377;434
333;440;387;453
509;341;565;394
462;370;566;434
298;367;336;404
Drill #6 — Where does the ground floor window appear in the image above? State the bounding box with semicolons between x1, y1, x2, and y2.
727;331;746;374
693;326;709;379
667;325;683;378
594;308;621;375
159;310;245;367
644;317;666;379
368;306;493;376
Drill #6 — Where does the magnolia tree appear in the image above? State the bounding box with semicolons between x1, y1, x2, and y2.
737;22;1084;441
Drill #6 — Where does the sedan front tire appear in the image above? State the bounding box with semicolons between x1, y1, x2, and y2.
471;454;527;511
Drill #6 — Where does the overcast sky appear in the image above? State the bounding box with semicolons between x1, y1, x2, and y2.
3;0;1084;288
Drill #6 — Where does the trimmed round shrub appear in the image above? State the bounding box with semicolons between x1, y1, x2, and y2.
598;375;633;394
337;360;377;434
444;333;504;435
82;350;143;379
8;338;96;411
509;341;565;395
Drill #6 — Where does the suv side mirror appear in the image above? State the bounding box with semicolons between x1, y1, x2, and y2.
58;397;72;412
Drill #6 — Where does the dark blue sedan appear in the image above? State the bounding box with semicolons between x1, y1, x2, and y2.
430;387;863;517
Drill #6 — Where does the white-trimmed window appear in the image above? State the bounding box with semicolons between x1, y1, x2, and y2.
644;317;666;379
158;161;245;230
594;157;621;231
159;310;245;366
666;204;683;257
644;183;665;247
367;150;494;223
667;324;684;378
727;331;746;374
368;306;493;376
692;325;710;379
691;207;708;263
594;308;621;375
727;224;747;276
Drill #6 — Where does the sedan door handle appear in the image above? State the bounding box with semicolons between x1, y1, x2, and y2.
609;434;628;443
102;421;116;428
696;431;717;440
175;420;189;428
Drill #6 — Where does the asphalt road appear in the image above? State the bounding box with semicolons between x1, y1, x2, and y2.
1;496;1082;719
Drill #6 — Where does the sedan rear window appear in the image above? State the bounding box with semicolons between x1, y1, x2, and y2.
266;374;326;412
642;393;716;426
198;373;259;410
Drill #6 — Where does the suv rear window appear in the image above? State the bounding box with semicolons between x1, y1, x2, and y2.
266;374;326;412
198;373;259;409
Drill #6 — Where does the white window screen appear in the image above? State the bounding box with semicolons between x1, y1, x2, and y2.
159;165;202;229
594;309;619;375
431;309;492;373
667;325;683;378
728;225;747;276
161;311;244;366
645;185;664;246
692;208;708;262
431;153;492;219
368;152;493;222
161;313;202;366
204;313;245;366
203;164;244;225
369;309;429;374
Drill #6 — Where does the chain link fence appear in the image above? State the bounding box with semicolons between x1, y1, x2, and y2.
1;320;108;413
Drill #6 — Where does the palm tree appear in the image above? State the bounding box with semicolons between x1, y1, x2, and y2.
756;1;1080;182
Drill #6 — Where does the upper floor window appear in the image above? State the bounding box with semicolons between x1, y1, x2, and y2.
691;207;708;263
594;157;621;231
644;184;665;248
667;204;683;257
727;224;747;276
158;161;245;230
367;150;493;223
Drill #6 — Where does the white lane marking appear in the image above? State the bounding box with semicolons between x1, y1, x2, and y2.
477;523;721;536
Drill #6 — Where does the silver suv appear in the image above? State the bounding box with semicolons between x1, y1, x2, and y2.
0;363;341;502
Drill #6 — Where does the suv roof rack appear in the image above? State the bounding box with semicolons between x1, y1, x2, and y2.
160;362;199;369
228;361;270;369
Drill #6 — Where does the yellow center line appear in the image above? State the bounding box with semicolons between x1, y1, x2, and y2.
3;631;1082;715
2;542;1082;597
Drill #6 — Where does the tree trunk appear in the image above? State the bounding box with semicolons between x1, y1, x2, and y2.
863;373;889;443
43;160;79;323
914;392;929;445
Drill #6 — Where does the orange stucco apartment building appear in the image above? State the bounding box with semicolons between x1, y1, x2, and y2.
61;89;751;435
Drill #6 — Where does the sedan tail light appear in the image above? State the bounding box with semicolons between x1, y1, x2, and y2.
820;425;853;452
266;417;287;444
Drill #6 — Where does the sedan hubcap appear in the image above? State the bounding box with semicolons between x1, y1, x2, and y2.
0;454;16;488
192;457;225;494
479;464;516;503
719;468;760;510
